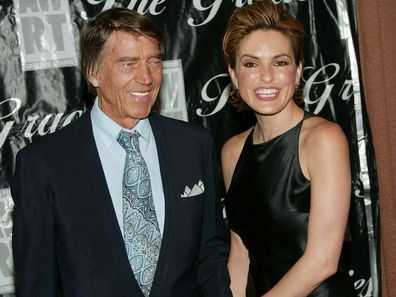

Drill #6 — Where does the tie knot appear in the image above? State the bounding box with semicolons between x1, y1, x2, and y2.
117;130;140;152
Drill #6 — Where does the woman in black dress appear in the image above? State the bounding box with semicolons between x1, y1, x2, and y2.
221;1;354;296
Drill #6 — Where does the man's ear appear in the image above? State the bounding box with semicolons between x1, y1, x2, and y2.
87;70;99;88
228;65;238;90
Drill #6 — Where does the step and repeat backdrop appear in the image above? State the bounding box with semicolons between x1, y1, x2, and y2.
0;0;379;296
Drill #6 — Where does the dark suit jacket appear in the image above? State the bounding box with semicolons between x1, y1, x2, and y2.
11;111;231;297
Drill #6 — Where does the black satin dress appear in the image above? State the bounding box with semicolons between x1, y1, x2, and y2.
225;114;354;297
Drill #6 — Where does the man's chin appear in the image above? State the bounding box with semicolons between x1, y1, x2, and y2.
129;108;153;120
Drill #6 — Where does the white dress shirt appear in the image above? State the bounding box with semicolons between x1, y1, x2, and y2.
91;98;165;234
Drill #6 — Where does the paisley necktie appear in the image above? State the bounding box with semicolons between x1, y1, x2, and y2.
117;130;161;297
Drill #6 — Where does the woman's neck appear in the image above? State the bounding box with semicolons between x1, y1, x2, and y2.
253;104;304;144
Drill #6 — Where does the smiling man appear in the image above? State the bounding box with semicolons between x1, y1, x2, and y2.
11;8;231;297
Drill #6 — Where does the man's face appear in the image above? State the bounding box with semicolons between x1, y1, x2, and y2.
89;31;163;128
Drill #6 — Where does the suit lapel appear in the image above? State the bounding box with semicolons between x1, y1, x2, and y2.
76;112;175;296
148;113;177;295
78;112;144;296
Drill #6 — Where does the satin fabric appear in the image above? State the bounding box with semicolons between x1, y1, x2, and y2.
225;113;354;297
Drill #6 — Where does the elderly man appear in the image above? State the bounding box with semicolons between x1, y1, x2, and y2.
11;7;231;297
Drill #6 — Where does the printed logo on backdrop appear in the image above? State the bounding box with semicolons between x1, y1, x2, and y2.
196;73;231;117
13;0;77;71
0;188;15;294
195;63;356;117
159;60;189;122
0;98;83;150
188;0;307;27
86;0;166;14
303;63;357;114
0;60;185;150
349;269;373;296
83;0;306;27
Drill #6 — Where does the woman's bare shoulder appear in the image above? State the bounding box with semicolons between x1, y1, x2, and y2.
221;127;253;190
301;116;347;148
299;115;349;180
222;128;253;161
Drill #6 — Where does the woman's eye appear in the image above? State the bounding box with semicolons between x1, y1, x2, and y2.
274;60;289;66
243;62;256;68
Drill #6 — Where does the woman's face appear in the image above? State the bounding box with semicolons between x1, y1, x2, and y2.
229;29;302;116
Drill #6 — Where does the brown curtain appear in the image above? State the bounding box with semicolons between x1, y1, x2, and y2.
356;2;396;297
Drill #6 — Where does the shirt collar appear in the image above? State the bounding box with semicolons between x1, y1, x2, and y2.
91;98;151;150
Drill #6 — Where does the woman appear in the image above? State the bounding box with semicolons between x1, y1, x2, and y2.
222;1;354;296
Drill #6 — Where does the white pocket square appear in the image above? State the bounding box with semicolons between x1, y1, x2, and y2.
181;180;205;198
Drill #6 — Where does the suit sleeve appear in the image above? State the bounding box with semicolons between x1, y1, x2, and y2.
11;149;59;296
196;135;232;297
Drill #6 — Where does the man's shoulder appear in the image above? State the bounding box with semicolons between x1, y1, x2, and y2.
17;111;91;157
149;112;212;140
